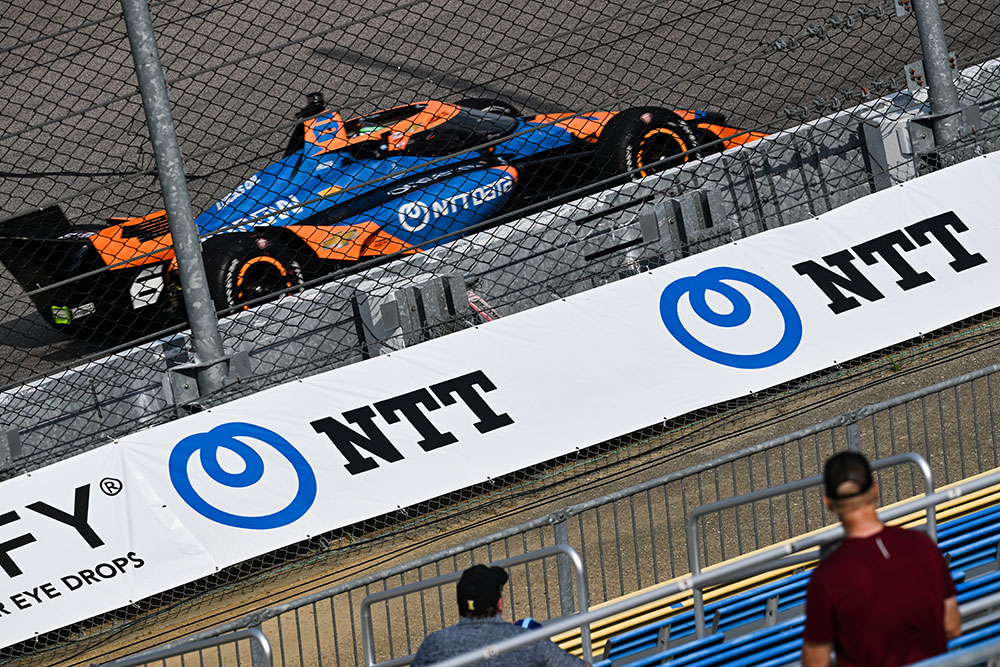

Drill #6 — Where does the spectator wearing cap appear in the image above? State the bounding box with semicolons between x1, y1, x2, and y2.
802;452;960;667
411;564;589;666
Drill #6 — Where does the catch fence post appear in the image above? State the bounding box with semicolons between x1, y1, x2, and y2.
906;0;976;154
120;0;228;396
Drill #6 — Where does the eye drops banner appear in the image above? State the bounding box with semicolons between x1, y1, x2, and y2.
2;152;999;647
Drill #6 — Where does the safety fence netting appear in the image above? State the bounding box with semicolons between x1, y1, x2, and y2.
1;0;998;402
2;0;1000;662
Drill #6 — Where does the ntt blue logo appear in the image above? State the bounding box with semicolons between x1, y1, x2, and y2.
169;422;317;529
659;266;802;369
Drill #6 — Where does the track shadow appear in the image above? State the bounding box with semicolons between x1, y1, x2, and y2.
313;44;567;114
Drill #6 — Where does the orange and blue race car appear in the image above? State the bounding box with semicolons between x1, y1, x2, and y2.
0;93;765;338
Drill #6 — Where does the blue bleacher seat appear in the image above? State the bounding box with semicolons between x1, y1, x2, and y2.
600;502;1000;667
949;616;1000;651
594;632;725;667
665;617;803;667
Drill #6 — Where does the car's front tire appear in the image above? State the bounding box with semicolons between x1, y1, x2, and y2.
597;107;699;178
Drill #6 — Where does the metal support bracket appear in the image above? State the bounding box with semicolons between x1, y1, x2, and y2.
639;187;734;261
710;609;722;635
894;0;945;18
656;624;671;652
860;121;895;192
765;595;779;627
0;426;22;470
904;54;957;92
384;274;472;347
163;349;252;411
350;292;383;360
907;105;981;154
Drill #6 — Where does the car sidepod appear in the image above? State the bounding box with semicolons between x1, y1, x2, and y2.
369;163;517;252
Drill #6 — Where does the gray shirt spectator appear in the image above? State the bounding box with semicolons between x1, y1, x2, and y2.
411;564;588;666
412;614;588;666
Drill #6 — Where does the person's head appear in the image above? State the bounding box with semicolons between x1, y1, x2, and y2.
823;451;878;515
456;564;508;618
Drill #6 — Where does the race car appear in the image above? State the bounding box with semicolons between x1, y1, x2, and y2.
0;94;766;338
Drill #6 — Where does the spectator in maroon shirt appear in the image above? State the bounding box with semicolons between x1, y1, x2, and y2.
802;452;960;667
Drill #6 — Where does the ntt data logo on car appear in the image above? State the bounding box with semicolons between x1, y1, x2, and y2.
168;422;317;529
659;267;802;369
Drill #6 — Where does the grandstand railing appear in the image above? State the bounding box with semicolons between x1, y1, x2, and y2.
961;590;1000;635
423;465;1000;667
359;545;593;667
910;638;1000;667
686;451;936;638
95;627;272;667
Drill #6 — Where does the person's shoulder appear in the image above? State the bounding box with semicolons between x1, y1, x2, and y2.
812;536;852;572
808;551;836;588
412;626;455;666
416;625;452;648
884;524;937;550
422;622;476;645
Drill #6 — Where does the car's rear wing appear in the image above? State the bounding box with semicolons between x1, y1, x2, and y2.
0;205;73;240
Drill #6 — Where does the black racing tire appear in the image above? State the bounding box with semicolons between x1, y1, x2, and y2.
596;107;699;178
202;233;307;312
454;97;520;117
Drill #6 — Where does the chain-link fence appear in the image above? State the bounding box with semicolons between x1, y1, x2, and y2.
1;0;999;473
2;0;999;401
3;0;1000;663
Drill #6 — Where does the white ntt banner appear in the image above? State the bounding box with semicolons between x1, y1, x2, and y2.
2;153;1000;646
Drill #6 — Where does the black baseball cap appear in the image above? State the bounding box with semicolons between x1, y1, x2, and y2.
824;451;874;500
456;565;508;615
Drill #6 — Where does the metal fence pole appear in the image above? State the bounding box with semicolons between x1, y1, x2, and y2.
249;625;272;667
119;0;228;395
847;420;862;451
551;513;577;617
909;0;962;147
686;517;706;638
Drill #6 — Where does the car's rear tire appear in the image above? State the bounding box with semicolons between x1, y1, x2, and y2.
202;233;307;312
692;126;726;155
597;107;699;177
454;97;520;117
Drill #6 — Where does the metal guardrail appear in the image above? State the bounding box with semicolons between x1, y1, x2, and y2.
93;627;272;667
910;638;1000;666
360;545;592;667
686;451;936;638
960;590;1000;634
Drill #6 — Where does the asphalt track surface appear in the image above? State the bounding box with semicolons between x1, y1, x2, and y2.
2;0;999;386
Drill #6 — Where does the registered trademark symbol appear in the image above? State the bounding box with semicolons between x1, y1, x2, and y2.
100;477;123;496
